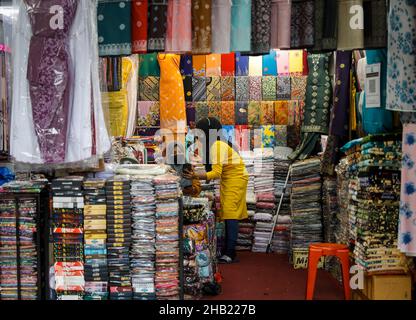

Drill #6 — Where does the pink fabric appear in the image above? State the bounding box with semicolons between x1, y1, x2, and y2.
235;125;249;152
276;50;289;76
270;0;291;49
165;0;192;53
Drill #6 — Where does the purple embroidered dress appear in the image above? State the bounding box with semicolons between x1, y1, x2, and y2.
25;0;78;163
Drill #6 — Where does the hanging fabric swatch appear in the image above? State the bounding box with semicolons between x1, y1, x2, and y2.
208;101;222;120
98;0;132;56
363;0;387;48
235;53;249;76
249;77;262;101
274;101;289;125
337;0;364;50
249;56;263;76
313;0;338;52
362;49;393;134
100;57;123;92
290;0;315;48
132;0;148;53
302;50;309;75
192;77;208;102
275;125;287;147
186;103;196;127
248;101;261;126
262;51;278;76
399;123;416;256
276;50;289;75
222;125;235;144
235;102;249;125
231;0;252;52
260;102;275;125
137;101;160;127
195;102;209;122
206;54;222;76
261;125;276;148
166;0;192;53
313;0;324;52
158;54;187;133
386;0;416;112
127;58;139;135
183;76;193;102
287;100;300;125
270;0;291;49
206;77;222;101
290;76;307;100
221;77;236;101
192;0;212;54
235;77;250;101
235;125;250;151
193;55;206;76
262;76;277;101
180;55;193;76
139;76;160;101
139;53;160;77
250;0;272;54
212;0;232;53
276;77;291;100
148;0;168;52
221;102;236;125
221;53;235;76
289;50;303;75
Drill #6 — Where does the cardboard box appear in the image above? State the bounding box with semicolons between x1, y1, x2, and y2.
363;274;412;300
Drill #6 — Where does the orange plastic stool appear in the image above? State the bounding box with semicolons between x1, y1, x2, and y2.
306;243;350;300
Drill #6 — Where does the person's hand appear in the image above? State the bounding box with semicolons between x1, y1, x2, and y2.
183;168;195;180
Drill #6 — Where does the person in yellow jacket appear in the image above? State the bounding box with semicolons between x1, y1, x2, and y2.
184;117;248;264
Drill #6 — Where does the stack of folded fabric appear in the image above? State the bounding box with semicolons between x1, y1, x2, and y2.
105;176;132;300
183;237;200;299
83;179;108;300
52;176;85;300
322;178;338;243
334;158;350;246
153;174;180;300
252;193;276;253
241;151;256;200
341;134;406;272
130;176;156;300
290;158;323;254
254;148;275;195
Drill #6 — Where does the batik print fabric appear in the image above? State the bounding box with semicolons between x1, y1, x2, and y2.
235;77;250;101
386;0;416;112
165;0;192;53
221;77;235;101
137;101;160;127
186;103;196;127
180;55;193;76
276;76;291;100
206;54;222;76
399;124;416;256
274;101;289;125
206;77;221;101
235;53;249;76
235;102;248;125
139;53;160;76
262;76;277;101
183;76;193;102
208;101;222;120
192;0;212;54
290;0;314;48
139;76;160;101
276;50;289;76
221;101;236;125
275;125;287;147
249;77;262;101
148;0;168;51
290;76;307;100
250;0;272;54
260;102;275;125
262;51;278;76
192;55;206;76
261;125;276;148
248;101;261;126
132;0;148;53
235;125;250;151
98;0;132;56
195;102;209;122
192;77;207;102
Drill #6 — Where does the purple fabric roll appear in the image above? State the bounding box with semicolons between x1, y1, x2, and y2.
270;0;291;49
25;0;78;163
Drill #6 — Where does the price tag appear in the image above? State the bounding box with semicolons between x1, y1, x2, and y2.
365;63;381;108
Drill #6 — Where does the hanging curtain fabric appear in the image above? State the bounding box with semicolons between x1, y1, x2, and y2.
270;0;291;49
98;0;132;56
313;0;338;52
166;0;192;53
337;0;364;50
148;0;168;52
211;0;232;53
290;0;315;49
363;0;387;48
231;0;252;52
250;0;272;55
386;0;416;112
132;0;148;53
289;53;332;161
192;0;212;54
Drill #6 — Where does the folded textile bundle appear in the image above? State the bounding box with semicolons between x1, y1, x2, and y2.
290;158;323;255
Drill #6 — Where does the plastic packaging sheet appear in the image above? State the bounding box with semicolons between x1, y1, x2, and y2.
10;0;111;166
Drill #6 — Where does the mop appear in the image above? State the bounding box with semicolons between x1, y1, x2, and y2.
266;165;292;253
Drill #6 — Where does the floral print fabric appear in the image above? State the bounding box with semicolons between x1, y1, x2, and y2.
248;101;261;126
262;76;277;101
249;77;262;101
276;76;291;100
137;101;160;127
221;101;236;125
235;77;250;101
250;0;272;54
260;102;275;125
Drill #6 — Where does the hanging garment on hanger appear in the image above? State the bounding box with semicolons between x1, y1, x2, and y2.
132;0;148;53
337;0;364;50
386;0;416;112
165;0;192;53
250;0;272;55
231;0;252;53
270;0;291;49
290;0;315;48
192;0;212;54
11;0;110;164
98;0;132;56
148;0;168;52
211;0;232;53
